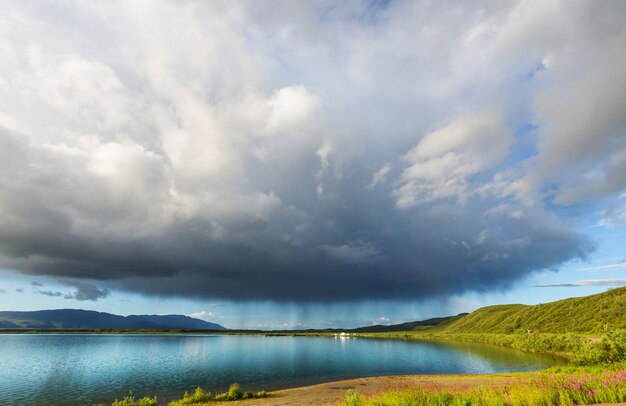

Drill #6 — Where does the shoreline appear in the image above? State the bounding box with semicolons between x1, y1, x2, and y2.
224;373;532;405
224;372;626;406
0;329;581;357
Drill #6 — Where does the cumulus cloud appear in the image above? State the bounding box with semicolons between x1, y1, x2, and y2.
61;280;110;301
34;280;109;301
502;1;626;205
0;1;620;303
394;108;512;208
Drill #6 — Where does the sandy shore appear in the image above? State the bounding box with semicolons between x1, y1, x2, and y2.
222;373;529;405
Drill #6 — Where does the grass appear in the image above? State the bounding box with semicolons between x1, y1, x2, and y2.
94;394;158;406
93;385;266;406
341;310;626;405
342;366;626;405
432;287;626;335
168;384;267;405
353;327;626;365
354;330;585;357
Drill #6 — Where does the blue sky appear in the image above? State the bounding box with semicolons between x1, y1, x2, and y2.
0;1;625;329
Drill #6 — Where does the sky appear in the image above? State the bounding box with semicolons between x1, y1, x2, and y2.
0;0;625;329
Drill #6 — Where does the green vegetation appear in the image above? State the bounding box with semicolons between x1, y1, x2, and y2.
574;330;626;365
96;394;157;406
343;366;626;405
342;287;626;405
355;328;626;365
89;288;626;405
168;384;267;405
435;287;626;334
95;385;267;406
94;383;268;406
349;287;626;362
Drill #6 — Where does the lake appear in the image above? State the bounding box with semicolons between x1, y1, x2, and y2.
0;334;566;405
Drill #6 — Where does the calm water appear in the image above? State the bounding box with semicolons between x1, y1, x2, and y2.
0;334;566;405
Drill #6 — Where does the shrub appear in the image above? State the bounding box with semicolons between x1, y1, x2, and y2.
111;395;157;406
344;389;361;406
602;329;626;363
168;383;266;404
573;329;626;365
228;383;244;399
168;387;213;405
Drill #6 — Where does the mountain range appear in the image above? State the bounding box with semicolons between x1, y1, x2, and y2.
1;287;623;333
0;309;226;330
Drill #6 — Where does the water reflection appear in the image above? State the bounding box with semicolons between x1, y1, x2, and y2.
0;334;566;405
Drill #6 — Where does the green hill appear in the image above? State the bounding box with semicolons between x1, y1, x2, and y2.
435;287;626;334
350;315;466;333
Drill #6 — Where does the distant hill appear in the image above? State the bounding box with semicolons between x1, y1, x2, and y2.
351;315;465;333
351;287;626;335
0;309;226;330
437;287;626;334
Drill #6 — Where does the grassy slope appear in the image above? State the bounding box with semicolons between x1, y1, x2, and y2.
433;287;626;335
342;290;626;404
342;365;626;406
350;288;626;360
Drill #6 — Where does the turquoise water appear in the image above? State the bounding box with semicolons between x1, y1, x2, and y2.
0;334;565;405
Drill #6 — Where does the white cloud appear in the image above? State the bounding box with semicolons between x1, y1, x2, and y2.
368;163;391;189
575;263;626;273
265;85;320;135
188;310;217;320
394;108;513;208
317;140;333;172
600;198;626;227
0;1;616;302
493;1;626;205
536;279;626;288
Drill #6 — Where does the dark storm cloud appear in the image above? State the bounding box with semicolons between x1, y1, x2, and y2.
0;127;592;301
62;280;110;301
0;1;621;303
34;280;109;301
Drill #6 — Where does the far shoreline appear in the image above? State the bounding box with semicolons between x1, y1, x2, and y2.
0;328;577;359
